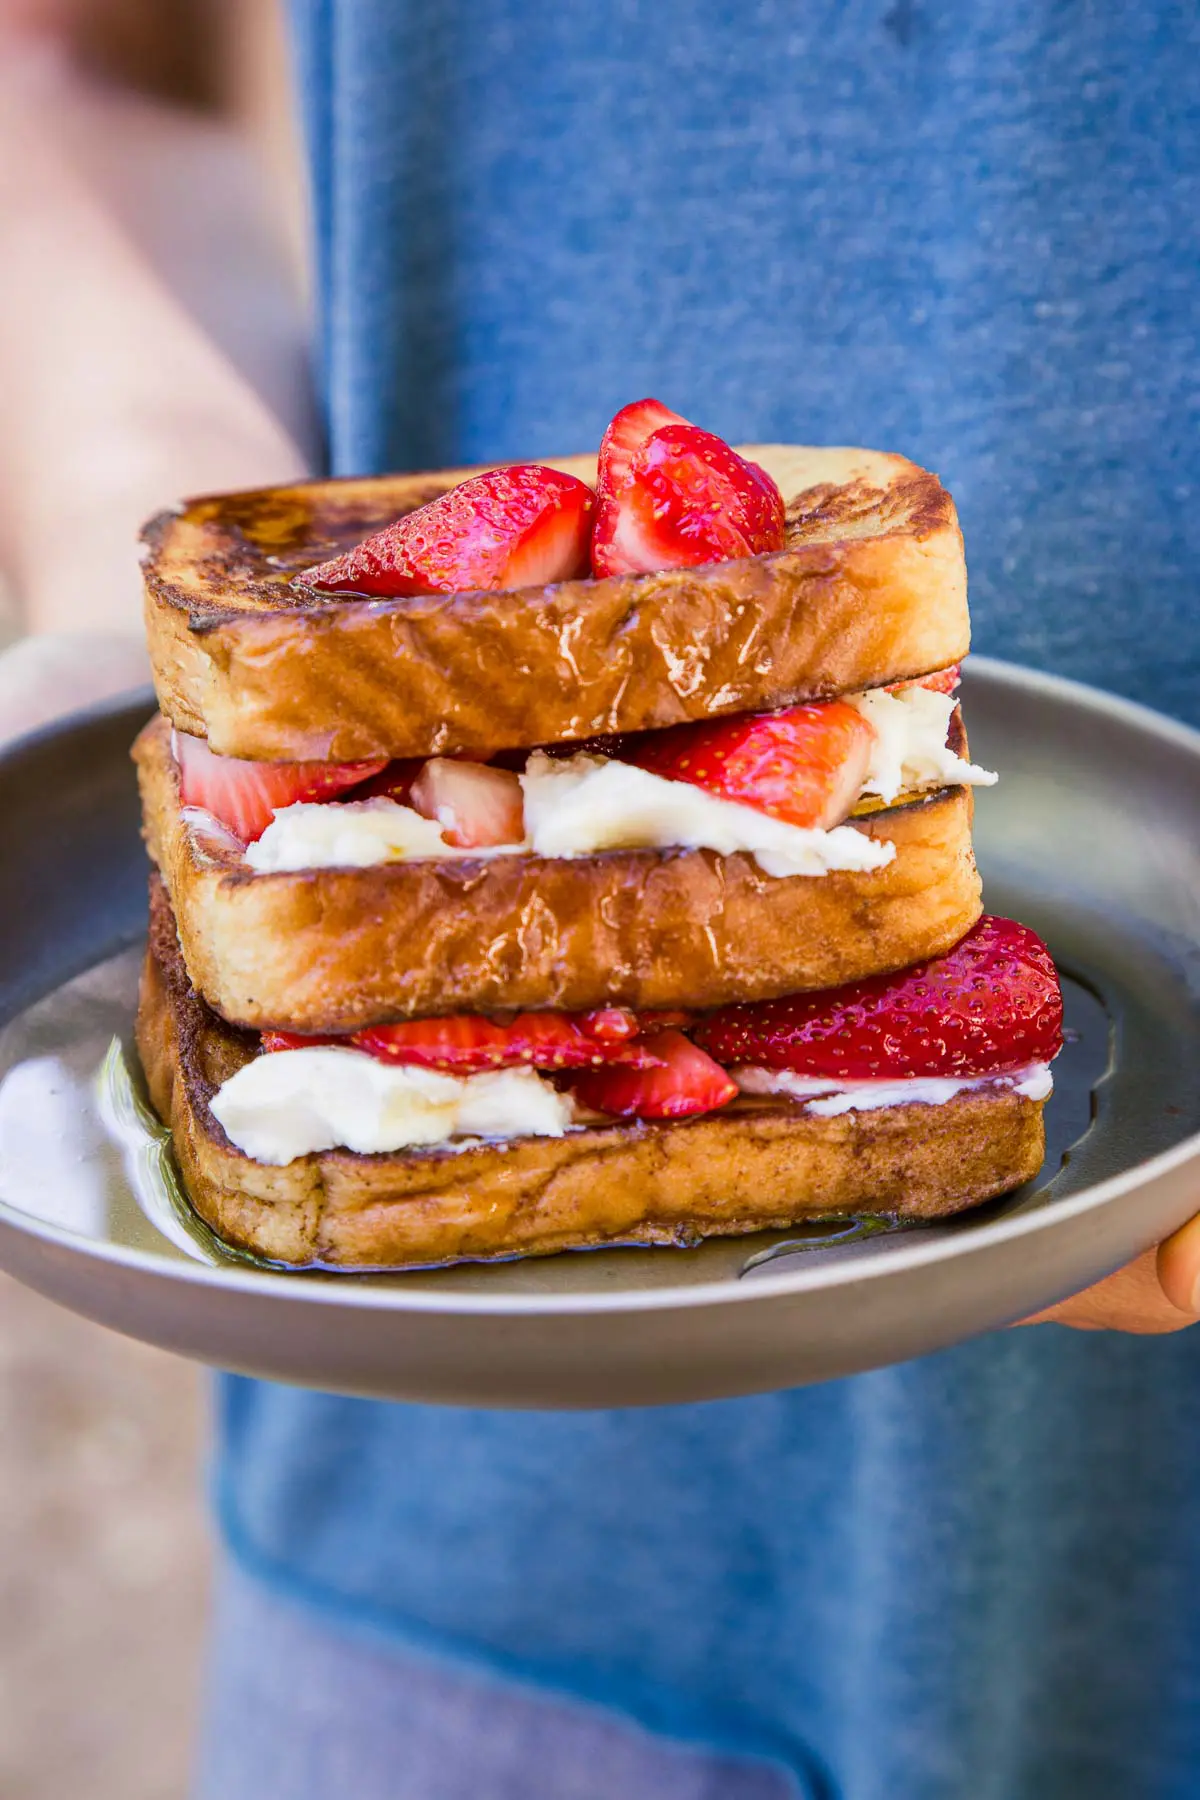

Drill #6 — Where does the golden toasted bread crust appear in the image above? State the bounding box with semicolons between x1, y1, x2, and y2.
135;716;983;1030
137;895;1047;1270
143;446;968;760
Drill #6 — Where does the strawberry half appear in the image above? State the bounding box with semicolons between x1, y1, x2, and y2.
303;465;595;597
409;758;525;848
595;397;688;499
175;733;387;843
624;699;876;830
352;1013;665;1074
591;399;786;578
570;1028;738;1120
692;916;1064;1081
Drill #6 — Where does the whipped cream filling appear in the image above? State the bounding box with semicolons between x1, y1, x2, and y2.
210;1046;581;1166
518;753;892;878
849;685;997;805
733;1061;1053;1117
243;798;508;873
245;758;893;878
237;683;996;876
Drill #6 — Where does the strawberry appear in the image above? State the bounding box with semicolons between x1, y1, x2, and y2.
264;1008;648;1066
570;1028;738;1119
591;398;687;584
624;699;876;830
595;397;687;500
887;664;962;696
576;1006;693;1039
175;732;386;844
920;664;961;695
626;1009;696;1032
409;758;525;848
352;1013;666;1074
303;465;595;597
591;399;786;578
691;916;1064;1080
578;1008;642;1042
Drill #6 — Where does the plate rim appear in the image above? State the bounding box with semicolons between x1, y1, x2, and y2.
1;1121;1198;1319
0;680;156;767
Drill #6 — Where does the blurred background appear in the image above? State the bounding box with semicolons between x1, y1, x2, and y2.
0;1;304;1791
0;1277;207;1797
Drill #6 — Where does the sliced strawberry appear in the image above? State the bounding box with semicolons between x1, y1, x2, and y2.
570;1028;738;1120
591;396;686;585
692;916;1064;1081
624;699;875;830
573;1008;694;1043
920;664;961;695
303;465;595;597
409;758;525;848
352;1013;666;1074
175;732;387;843
592;403;786;578
595;397;688;499
577;1008;642;1042
887;664;962;696
627;1009;696;1033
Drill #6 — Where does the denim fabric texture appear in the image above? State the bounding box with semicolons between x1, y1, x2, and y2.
214;5;1200;1796
196;1557;800;1800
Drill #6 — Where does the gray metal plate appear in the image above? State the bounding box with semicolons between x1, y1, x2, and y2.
0;659;1196;1406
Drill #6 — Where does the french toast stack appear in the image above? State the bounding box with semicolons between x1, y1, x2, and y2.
134;412;1062;1269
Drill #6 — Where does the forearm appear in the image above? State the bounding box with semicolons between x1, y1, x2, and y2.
0;38;314;636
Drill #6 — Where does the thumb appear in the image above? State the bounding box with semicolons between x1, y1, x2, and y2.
1157;1212;1200;1316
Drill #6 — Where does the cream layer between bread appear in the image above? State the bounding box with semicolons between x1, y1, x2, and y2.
210;1046;1052;1167
732;1063;1054;1117
210;1050;583;1166
237;685;995;878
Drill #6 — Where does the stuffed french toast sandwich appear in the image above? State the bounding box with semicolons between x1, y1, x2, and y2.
134;399;1063;1268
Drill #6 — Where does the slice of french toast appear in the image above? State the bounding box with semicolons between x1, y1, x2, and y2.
143;446;968;762
137;885;1046;1271
135;718;983;1031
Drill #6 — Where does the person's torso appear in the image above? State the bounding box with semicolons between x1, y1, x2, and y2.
297;0;1200;718
222;7;1200;1795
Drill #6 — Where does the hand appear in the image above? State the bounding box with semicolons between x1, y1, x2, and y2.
1020;1217;1200;1332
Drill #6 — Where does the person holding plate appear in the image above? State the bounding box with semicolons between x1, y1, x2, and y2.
0;3;1198;1796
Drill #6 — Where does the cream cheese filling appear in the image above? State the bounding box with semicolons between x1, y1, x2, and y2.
733;1061;1054;1117
243;797;501;872
210;1047;581;1166
849;685;996;804
517;753;891;878
237;683;995;876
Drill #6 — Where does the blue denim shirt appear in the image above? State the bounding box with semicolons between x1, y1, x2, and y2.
217;6;1200;1795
